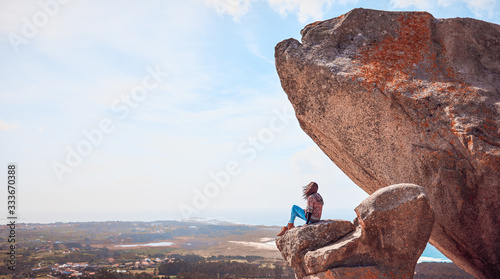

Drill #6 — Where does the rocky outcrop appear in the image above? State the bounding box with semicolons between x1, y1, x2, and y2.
275;8;500;279
276;220;355;278
276;184;434;278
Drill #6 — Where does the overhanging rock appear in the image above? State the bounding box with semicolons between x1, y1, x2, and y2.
275;8;500;279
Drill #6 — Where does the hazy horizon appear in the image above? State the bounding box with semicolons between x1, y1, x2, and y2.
8;207;360;226
14;213;452;263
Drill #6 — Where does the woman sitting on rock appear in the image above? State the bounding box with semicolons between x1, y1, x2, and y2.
276;182;324;236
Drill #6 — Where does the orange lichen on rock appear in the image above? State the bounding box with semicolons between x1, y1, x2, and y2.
351;13;477;99
351;13;481;101
352;13;437;95
350;13;489;140
304;20;324;29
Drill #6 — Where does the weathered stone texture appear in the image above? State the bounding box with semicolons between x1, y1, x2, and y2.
276;220;355;278
275;8;500;279
304;185;433;278
276;184;433;278
302;266;401;279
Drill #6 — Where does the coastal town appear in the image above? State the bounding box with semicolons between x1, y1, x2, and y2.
31;251;175;278
0;221;291;278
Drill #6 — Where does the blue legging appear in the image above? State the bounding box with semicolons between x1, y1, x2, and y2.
289;205;306;224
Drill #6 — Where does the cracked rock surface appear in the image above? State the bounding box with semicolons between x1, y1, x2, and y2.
275;8;500;279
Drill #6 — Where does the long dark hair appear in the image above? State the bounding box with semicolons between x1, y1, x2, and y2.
302;182;318;200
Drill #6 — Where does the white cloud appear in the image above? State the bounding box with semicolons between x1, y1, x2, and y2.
462;0;498;18
391;0;498;18
203;0;359;23
203;0;256;21
437;0;453;6
268;0;336;23
390;0;433;10
0;120;18;130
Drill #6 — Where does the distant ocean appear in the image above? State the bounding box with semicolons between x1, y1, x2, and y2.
419;244;452;263
14;208;451;263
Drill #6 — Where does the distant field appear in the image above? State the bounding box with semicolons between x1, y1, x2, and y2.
0;220;473;278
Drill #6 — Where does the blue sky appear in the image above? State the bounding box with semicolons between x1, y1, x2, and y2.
1;0;499;227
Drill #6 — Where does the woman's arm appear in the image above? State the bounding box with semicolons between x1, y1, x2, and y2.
305;211;312;224
305;196;314;224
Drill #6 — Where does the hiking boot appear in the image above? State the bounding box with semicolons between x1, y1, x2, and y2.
276;223;294;237
276;226;288;236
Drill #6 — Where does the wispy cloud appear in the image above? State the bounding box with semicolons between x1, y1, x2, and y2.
202;0;498;23
0;120;18;130
390;0;433;10
268;0;336;23
203;0;257;21
461;0;498;18
391;0;498;19
247;43;275;64
202;0;359;23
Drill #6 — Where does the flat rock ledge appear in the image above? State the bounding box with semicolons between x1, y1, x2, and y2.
276;184;435;279
276;219;355;278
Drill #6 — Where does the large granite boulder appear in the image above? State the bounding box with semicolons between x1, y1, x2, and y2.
277;184;434;278
275;8;500;279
